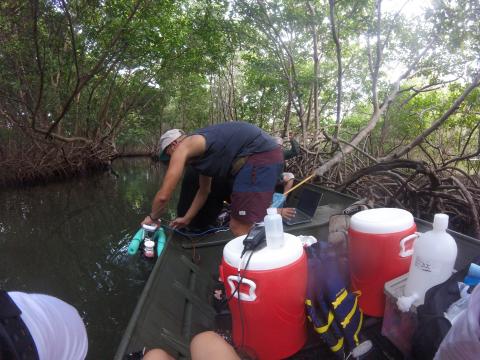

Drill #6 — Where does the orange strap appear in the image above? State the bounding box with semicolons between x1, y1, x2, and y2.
284;173;315;196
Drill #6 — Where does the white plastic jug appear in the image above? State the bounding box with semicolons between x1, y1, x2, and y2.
397;214;457;311
264;207;284;249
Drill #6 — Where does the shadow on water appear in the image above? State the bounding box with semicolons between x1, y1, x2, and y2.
0;158;177;359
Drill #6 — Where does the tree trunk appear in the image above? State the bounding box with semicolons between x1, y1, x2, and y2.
282;94;292;138
306;1;319;135
328;0;343;146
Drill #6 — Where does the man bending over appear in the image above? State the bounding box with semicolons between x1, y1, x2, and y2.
142;121;283;236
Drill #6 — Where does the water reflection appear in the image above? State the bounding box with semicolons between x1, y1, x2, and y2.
0;158;172;359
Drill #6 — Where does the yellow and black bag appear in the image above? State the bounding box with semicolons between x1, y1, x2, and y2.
305;242;363;359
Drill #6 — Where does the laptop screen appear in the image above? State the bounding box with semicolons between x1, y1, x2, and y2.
296;188;323;217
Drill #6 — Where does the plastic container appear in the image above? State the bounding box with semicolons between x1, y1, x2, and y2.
143;240;155;258
381;274;418;356
348;208;417;316
264;207;284;249
464;263;480;286
220;233;307;360
399;214;457;310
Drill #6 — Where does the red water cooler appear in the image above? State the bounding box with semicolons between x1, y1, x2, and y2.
349;208;417;317
220;233;307;359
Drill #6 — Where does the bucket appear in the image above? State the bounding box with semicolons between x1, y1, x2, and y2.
348;208;417;317
220;233;307;360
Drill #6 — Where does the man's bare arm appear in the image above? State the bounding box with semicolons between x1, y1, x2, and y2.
149;135;206;221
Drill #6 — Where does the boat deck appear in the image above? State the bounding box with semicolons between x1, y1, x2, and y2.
114;185;480;359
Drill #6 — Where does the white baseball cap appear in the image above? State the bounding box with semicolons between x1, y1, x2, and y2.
159;129;185;159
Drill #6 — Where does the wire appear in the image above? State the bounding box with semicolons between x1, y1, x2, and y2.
236;250;254;351
226;250;254;302
167;224;229;264
225;225;258;353
161;222;229;238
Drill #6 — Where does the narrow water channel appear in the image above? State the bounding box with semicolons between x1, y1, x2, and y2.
0;159;176;359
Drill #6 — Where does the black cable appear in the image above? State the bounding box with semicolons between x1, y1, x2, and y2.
226;250;254;302
215;225;260;353
236;250;254;352
227;224;257;353
221;225;255;303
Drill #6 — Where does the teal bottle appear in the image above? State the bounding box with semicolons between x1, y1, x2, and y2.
128;228;144;255
156;227;167;257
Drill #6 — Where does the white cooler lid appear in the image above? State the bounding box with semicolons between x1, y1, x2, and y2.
223;233;303;271
350;208;414;234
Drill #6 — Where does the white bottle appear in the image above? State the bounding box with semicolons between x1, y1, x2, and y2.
397;214;457;312
143;240;155;258
264;208;284;249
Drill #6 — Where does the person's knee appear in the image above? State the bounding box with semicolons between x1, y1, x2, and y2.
143;348;175;360
190;331;218;353
190;331;240;360
229;217;252;236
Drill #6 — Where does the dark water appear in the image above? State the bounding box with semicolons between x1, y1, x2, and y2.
0;159;177;359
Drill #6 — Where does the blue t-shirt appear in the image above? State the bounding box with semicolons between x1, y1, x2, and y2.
190;121;277;178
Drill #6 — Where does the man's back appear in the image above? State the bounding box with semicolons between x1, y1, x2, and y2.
190;122;277;178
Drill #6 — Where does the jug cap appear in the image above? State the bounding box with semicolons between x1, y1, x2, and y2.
144;240;155;248
223;233;303;270
433;213;449;231
350;208;414;234
267;208;277;215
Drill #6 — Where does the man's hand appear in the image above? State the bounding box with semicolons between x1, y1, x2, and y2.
141;215;161;227
170;216;191;229
279;207;296;220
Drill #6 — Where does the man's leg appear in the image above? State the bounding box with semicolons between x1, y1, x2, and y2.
230;148;284;233
229;216;253;236
177;166;229;230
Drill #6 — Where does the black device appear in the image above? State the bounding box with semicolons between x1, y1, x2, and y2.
241;224;266;257
283;188;323;226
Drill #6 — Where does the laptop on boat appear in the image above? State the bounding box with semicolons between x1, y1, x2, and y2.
283;188;323;226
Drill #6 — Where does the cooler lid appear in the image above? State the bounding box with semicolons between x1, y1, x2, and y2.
350;208;414;234
223;233;303;271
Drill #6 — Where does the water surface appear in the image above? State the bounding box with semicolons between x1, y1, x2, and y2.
0;159;176;359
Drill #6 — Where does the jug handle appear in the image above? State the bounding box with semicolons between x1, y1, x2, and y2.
399;232;419;258
227;275;257;302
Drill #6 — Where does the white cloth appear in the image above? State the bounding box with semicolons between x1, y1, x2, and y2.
8;292;88;360
282;172;295;181
434;285;480;360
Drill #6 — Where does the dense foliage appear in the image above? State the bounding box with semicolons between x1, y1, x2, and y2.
0;0;235;183
1;0;479;233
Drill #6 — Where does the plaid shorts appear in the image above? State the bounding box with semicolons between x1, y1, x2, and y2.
230;147;284;223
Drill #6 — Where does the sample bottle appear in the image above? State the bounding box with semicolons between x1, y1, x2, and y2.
264;207;284;249
143;240;155;258
397;213;458;311
142;223;158;258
